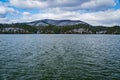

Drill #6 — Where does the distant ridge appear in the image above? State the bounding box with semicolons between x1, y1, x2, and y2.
25;19;89;26
1;19;120;34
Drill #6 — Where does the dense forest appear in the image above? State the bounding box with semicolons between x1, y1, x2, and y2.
0;23;120;34
0;23;37;34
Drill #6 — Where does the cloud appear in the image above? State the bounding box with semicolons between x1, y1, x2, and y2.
23;12;31;16
0;6;16;18
80;0;116;11
0;2;17;18
0;18;9;23
76;9;120;26
9;0;116;11
9;0;48;9
9;9;120;26
0;0;119;26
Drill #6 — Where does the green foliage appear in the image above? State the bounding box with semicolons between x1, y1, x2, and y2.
0;23;120;34
0;23;37;34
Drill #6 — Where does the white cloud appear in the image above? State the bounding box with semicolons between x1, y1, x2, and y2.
0;18;9;23
9;0;116;11
9;0;47;9
23;12;31;16
0;0;119;26
8;9;120;26
77;9;120;26
0;2;17;18
0;5;16;18
80;0;116;10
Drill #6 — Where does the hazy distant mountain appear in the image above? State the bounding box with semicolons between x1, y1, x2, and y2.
26;19;89;26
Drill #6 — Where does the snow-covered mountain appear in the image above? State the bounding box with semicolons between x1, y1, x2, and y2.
26;19;89;26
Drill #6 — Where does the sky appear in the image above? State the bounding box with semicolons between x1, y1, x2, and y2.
0;0;120;26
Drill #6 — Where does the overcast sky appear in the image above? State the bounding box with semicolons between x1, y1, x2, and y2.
0;0;120;26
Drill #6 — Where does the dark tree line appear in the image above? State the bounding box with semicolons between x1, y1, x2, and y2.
0;23;37;34
37;24;120;34
0;23;120;34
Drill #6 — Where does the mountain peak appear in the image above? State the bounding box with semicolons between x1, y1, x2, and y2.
26;19;89;26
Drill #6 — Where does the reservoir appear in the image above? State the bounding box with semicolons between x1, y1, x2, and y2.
0;34;120;80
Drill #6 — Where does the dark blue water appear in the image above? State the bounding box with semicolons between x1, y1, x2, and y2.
0;34;120;80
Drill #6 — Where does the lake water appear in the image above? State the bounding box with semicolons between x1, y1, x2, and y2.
0;34;120;80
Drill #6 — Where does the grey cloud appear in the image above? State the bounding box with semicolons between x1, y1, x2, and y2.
9;0;88;9
0;3;17;18
0;14;6;18
0;0;119;26
11;9;120;26
80;0;116;11
0;18;9;23
9;0;116;11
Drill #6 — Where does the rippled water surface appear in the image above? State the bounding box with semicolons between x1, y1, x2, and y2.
0;34;120;80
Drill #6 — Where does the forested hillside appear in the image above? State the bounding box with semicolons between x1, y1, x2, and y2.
0;23;37;34
0;23;120;34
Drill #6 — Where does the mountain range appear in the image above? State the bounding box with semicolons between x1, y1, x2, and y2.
0;19;120;34
26;19;89;26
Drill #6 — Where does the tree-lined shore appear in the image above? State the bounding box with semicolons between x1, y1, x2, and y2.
0;23;120;34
